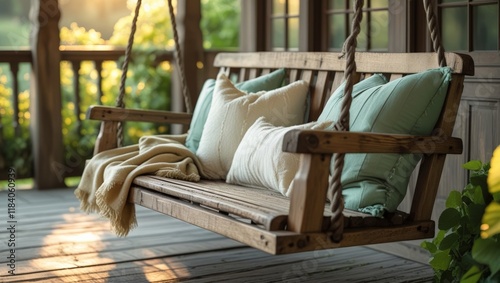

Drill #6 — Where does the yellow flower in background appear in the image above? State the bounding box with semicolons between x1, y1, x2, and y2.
489;146;500;196
481;145;500;238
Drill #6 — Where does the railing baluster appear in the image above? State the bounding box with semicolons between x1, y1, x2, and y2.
9;62;20;137
94;60;104;104
71;60;82;137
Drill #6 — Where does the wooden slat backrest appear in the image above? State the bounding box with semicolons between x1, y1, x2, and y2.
213;52;474;222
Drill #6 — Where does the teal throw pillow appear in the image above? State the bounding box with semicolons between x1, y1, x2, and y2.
185;68;286;153
318;68;452;217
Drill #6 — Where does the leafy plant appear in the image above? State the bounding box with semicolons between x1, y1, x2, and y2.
422;159;500;283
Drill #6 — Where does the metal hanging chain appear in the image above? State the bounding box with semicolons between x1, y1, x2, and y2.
329;0;364;242
423;0;446;67
115;0;143;147
167;0;193;114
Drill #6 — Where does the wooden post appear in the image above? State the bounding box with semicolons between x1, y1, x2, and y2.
170;0;204;133
30;0;65;189
240;0;256;52
288;154;331;232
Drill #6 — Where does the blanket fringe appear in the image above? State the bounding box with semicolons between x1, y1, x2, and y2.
74;134;201;237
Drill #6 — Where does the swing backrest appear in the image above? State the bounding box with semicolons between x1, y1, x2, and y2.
214;51;474;221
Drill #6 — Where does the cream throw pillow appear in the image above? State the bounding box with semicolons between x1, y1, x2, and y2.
227;117;333;196
197;73;309;180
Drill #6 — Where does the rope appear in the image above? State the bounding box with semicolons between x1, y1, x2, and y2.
423;0;446;67
116;0;143;147
167;0;193;114
329;0;364;242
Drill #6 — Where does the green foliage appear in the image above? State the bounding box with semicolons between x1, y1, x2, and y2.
0;64;32;176
0;0;240;181
57;6;173;175
200;0;240;49
422;161;500;283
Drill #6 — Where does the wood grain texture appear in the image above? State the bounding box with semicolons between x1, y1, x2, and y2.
129;187;434;254
287;154;330;233
30;0;66;189
283;131;463;154
0;188;434;282
93;121;118;154
87;105;192;124
83;51;474;254
133;175;403;231
214;52;474;75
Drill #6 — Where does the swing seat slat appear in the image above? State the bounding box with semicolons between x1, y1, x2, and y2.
129;184;435;255
87;51;474;255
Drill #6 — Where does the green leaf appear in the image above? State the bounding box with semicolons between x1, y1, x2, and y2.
486;269;500;283
421;241;437;254
440;270;454;283
466;185;486;205
439;208;461;231
446;190;463;209
463;160;483;171
461;251;477;271
481;202;500;239
461;265;484;283
472;238;500;275
432;230;447;247
430;250;452;271
470;174;491;204
440;232;459;250
468;203;486;229
493;192;500;202
462;195;473;206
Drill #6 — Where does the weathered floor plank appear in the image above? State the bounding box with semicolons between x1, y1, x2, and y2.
0;188;433;282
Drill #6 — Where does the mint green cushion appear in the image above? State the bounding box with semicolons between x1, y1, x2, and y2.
318;68;452;216
185;69;286;153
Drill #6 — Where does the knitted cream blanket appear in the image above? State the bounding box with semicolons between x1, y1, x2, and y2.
75;134;203;236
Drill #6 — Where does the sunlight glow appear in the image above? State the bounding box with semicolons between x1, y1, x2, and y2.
142;257;188;281
128;0;176;14
160;61;171;71
167;39;175;47
30;213;116;280
137;82;145;91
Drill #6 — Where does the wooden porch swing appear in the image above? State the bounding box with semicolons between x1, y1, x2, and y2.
82;0;474;255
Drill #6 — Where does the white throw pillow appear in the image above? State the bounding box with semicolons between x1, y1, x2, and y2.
227;117;333;196
197;73;309;180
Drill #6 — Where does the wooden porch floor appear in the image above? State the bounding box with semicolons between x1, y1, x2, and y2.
0;188;433;282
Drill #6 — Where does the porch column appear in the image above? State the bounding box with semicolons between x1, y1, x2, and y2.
170;0;204;133
172;0;204;109
30;0;65;189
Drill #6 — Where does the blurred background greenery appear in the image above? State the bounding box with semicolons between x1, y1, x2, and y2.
0;0;240;186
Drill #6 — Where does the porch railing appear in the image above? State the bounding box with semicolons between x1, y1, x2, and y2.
0;46;175;182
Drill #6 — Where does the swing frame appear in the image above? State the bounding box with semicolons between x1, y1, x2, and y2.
87;51;474;254
82;0;475;255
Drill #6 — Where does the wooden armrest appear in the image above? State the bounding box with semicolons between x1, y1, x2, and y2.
86;105;192;125
282;130;463;155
